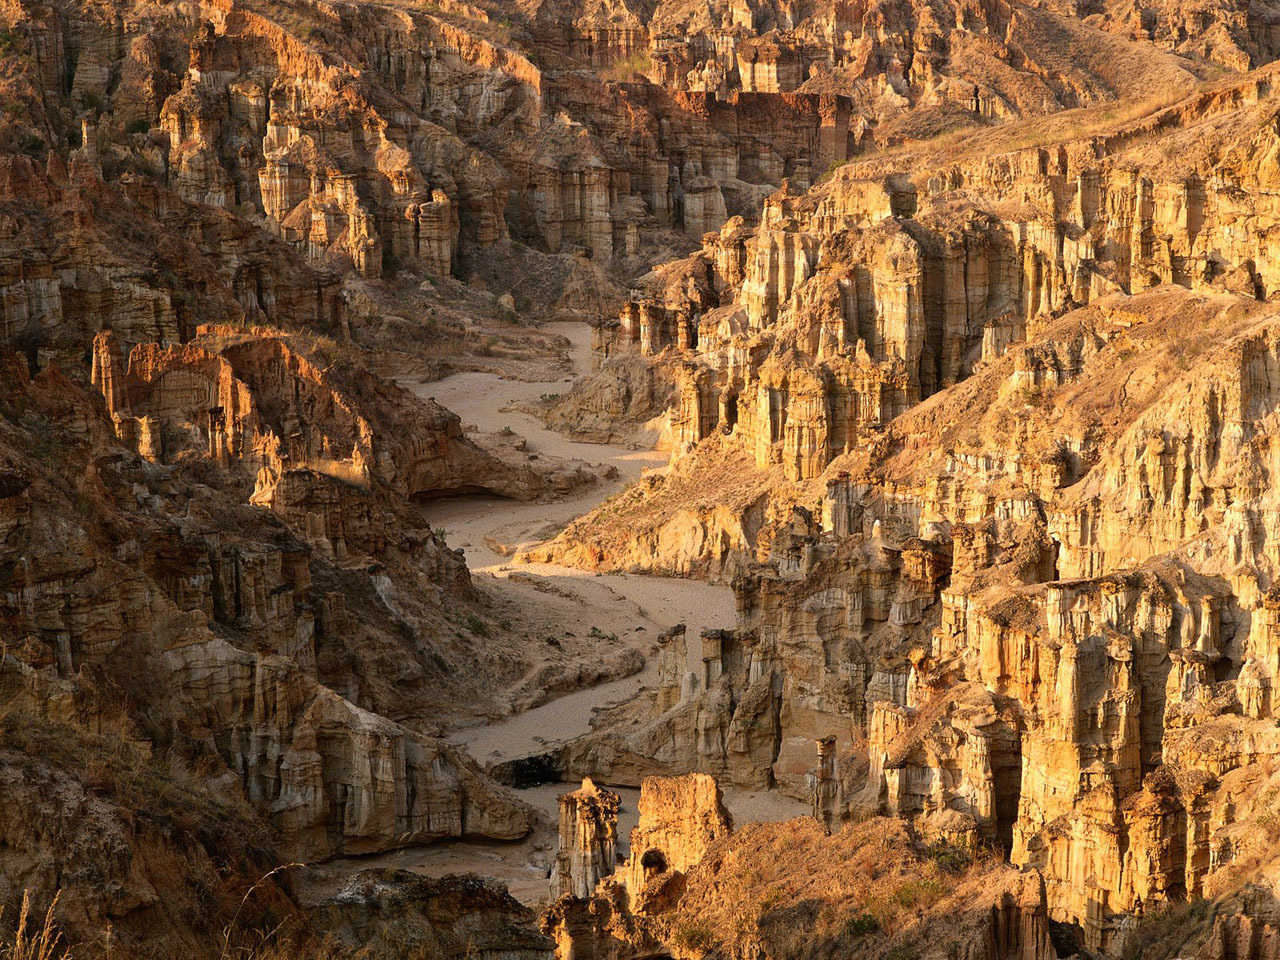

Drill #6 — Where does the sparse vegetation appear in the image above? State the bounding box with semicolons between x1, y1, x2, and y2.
18;134;44;158
818;158;848;183
0;891;67;960
882;942;919;960
0;712;273;859
1120;899;1213;960
889;877;947;911
671;920;717;953
1017;384;1045;407
926;840;972;874
599;51;653;83
844;912;880;937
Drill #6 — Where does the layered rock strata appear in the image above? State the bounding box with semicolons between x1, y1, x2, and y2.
537;67;1280;951
564;282;1280;951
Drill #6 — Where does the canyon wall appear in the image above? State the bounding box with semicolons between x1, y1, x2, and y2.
542;64;1280;954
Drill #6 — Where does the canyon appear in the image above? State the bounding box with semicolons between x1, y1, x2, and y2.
3;0;1280;958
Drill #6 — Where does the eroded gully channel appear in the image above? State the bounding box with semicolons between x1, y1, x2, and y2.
298;321;807;908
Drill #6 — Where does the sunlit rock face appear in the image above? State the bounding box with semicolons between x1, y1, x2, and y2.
532;58;1280;953
564;289;1280;951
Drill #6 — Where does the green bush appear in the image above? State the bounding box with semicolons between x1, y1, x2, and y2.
882;943;918;960
844;913;880;937
18;134;44;158
927;840;972;874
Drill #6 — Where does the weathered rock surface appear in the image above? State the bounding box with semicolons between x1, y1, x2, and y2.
0;333;543;949
565;283;1280;951
91;325;591;505
539;65;1280;956
552;777;621;900
618;773;733;905
544;795;1056;960
309;870;555;960
10;0;1280;956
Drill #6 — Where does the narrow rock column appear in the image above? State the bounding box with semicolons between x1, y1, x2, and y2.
812;736;840;832
551;777;621;900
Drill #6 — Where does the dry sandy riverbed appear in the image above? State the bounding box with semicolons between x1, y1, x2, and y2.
298;783;810;908
403;322;739;761
310;322;805;905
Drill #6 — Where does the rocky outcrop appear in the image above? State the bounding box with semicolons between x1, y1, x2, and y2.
12;0;1280;957
594;66;1280;493
0;344;539;875
552;778;621;900
532;63;1280;588
544;803;1056;960
533;0;1208;127
0;708;286;958
563;269;1280;950
166;636;534;860
90;325;578;506
521;431;783;579
561;523;950;794
309;871;555;960
619;773;732;905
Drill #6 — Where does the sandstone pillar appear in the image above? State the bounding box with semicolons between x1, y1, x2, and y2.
551;778;621;900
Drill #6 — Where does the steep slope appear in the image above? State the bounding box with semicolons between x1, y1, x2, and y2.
528;65;1280;955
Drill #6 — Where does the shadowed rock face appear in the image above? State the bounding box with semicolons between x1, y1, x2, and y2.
0;354;535;862
310;870;555;960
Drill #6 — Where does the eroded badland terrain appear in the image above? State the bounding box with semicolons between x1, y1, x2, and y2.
4;0;1280;957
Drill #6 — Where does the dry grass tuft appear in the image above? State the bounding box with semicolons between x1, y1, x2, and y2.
1;891;69;960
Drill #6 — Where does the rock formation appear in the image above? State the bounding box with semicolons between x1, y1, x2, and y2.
619;773;733;905
529;58;1280;958
309;871;555;960
545;793;1057;960
9;0;1280;956
552;777;622;900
